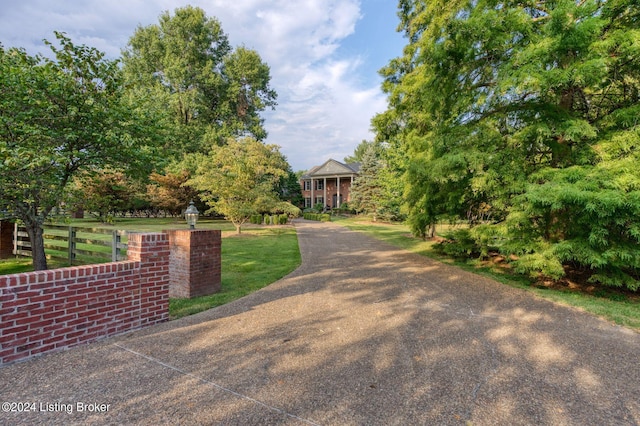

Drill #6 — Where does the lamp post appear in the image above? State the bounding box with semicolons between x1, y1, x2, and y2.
185;201;199;229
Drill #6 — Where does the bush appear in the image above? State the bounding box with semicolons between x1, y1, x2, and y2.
303;213;331;222
435;229;480;259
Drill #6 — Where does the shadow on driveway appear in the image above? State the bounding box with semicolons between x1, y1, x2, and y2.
1;220;639;425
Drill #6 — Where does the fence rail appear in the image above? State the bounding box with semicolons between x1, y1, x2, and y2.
13;224;128;265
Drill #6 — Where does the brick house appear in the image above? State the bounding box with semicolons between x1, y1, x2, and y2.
300;159;360;210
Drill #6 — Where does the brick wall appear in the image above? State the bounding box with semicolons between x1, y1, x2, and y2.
0;232;169;366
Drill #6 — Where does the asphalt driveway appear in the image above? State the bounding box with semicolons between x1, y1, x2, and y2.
1;219;639;425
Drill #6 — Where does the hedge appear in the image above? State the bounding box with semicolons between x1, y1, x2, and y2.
303;213;331;222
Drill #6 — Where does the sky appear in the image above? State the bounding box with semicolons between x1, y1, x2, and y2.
0;0;406;172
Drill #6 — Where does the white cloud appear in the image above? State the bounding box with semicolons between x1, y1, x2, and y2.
0;0;389;171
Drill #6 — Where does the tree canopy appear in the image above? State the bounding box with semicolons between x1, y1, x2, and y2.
377;0;640;289
0;32;160;270
122;6;277;157
187;137;289;234
350;145;385;221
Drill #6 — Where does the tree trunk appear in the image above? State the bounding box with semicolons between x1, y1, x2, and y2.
236;224;242;235
26;224;48;270
427;222;436;239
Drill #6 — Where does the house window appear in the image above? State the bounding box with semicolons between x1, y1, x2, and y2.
304;180;311;191
316;180;324;190
305;197;312;208
315;197;324;206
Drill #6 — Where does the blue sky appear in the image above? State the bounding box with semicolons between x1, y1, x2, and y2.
0;1;405;171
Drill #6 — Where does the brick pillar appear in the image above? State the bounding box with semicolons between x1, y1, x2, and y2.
165;229;222;298
127;233;170;323
0;220;13;259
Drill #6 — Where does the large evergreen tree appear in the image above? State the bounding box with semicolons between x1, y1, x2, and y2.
351;145;385;221
378;0;640;289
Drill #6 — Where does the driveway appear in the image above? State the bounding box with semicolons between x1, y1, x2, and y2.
1;220;639;425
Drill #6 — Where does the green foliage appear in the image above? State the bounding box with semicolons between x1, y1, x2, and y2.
0;33;160;270
303;213;331;222
343;139;375;164
187;137;288;234
67;169;148;222
378;0;640;290
346;141;405;222
276;168;304;207
350;144;385;221
435;229;479;259
270;201;302;218
122;6;276;156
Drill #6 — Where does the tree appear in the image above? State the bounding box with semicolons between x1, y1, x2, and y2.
122;6;277;156
0;33;159;270
67;169;147;222
350;145;385;221
343;140;375;164
378;0;640;289
275;167;304;208
146;170;199;217
187;137;288;234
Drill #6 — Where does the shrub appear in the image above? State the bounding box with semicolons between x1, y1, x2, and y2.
303;213;331;222
435;229;480;259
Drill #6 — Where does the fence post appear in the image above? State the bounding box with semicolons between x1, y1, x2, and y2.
68;226;76;265
112;230;121;262
13;222;17;256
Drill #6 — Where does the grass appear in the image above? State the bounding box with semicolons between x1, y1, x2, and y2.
333;216;640;331
169;227;300;319
0;258;36;275
0;257;70;275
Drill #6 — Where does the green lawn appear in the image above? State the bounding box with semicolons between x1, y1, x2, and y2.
333;216;640;331
169;227;300;319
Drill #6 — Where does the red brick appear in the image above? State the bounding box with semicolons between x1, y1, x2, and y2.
30;344;56;355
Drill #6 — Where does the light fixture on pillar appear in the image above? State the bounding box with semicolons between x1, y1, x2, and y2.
185;201;199;229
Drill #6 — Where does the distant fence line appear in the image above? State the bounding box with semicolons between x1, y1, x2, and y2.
13;224;128;265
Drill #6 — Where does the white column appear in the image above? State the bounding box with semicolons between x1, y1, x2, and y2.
311;178;314;207
324;177;327;209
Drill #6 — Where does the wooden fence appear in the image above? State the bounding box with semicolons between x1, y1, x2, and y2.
13;224;128;265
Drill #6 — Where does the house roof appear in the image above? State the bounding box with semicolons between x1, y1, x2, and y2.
302;159;360;178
